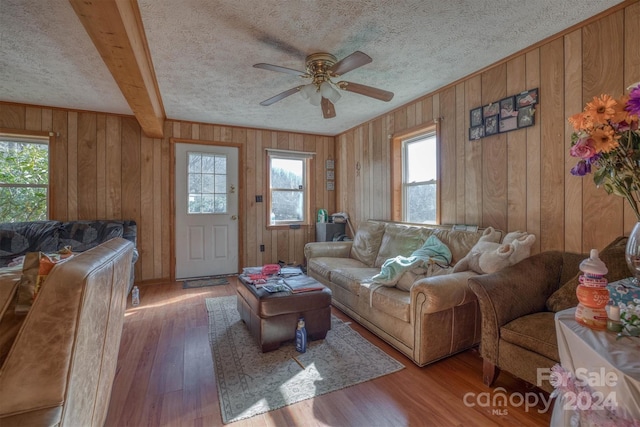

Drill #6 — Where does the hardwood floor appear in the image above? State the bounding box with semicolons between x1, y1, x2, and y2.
105;279;553;427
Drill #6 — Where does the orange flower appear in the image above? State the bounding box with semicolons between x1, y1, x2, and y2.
584;94;617;125
590;126;620;153
612;95;632;123
568;112;592;131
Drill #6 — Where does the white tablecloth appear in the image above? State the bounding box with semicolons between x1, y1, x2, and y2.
551;308;640;426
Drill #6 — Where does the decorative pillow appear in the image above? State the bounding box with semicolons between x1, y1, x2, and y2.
374;224;429;267
349;221;386;267
453;228;536;274
14;249;74;315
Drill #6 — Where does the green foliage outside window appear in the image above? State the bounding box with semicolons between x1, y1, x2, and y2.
0;140;49;222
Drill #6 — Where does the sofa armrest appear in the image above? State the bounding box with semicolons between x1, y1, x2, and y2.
467;251;564;363
0;239;133;426
304;241;353;260
410;271;479;314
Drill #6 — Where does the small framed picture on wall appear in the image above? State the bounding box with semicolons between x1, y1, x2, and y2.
499;117;518;132
470;107;483;127
515;88;538;109
485;115;499;136
499;96;518;119
483;103;499;118
517;106;535;128
469;125;485;140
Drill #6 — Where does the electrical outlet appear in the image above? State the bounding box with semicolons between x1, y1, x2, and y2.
260;244;265;252
256;195;263;203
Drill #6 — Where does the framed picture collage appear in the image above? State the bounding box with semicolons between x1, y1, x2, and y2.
469;88;538;141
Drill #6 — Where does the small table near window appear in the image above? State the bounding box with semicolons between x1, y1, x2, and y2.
550;307;640;426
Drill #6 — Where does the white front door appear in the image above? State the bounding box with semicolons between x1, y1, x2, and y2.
175;143;239;279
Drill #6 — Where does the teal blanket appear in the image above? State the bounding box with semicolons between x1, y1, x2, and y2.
372;235;451;285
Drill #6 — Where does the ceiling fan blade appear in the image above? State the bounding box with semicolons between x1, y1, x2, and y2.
321;98;336;119
329;51;372;76
259;86;303;106
337;81;394;102
253;63;306;77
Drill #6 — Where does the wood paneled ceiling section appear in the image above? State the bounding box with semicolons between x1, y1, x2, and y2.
0;0;628;136
69;0;165;138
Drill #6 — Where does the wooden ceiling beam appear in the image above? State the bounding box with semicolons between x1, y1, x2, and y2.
69;0;165;138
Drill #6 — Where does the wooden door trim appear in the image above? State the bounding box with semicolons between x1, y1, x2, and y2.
169;137;244;282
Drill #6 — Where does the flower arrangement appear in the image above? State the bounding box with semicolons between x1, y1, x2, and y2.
568;82;640;220
618;298;640;338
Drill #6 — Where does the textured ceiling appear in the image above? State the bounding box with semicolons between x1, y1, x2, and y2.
1;0;624;136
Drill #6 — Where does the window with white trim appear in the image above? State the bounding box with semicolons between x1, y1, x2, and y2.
402;131;437;223
0;134;50;222
267;149;313;226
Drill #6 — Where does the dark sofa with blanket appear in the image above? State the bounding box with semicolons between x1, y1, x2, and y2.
0;220;138;291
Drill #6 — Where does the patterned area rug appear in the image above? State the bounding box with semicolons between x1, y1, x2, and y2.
182;276;229;289
205;296;405;424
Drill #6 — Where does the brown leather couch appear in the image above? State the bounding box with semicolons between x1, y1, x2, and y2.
0;238;134;426
305;220;502;366
467;238;627;393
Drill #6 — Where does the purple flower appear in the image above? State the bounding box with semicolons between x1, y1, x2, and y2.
570;160;591;176
627;86;640;117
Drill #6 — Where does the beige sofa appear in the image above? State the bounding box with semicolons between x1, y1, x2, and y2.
0;238;134;426
304;220;501;366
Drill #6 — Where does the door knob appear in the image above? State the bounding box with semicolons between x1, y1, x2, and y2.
231;215;238;220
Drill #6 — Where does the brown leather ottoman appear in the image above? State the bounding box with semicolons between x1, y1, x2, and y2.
236;277;332;352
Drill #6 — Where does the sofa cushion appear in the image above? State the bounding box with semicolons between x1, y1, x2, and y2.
331;267;379;295
360;283;411;322
349;221;386;267
500;312;559;362
308;257;369;281
59;221;124;251
432;228;494;265
546;239;629;312
0;221;61;266
375;223;430;267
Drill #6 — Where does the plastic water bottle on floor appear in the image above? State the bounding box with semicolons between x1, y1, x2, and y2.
132;286;140;306
295;317;307;353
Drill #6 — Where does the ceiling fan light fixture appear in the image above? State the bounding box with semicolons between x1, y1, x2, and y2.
309;89;322;106
320;81;341;103
300;83;316;100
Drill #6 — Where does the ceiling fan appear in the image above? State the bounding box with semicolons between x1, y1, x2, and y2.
253;51;394;119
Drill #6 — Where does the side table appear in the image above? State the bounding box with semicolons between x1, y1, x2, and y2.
551;308;640;426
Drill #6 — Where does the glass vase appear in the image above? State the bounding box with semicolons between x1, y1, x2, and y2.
625;222;640;286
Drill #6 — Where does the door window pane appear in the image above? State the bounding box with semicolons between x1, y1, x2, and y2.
188;152;227;214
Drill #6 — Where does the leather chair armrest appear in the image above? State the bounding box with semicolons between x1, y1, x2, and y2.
467;251;565;362
304;242;353;260
410;271;479;314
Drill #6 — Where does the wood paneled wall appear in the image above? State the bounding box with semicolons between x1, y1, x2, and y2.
0;106;335;282
336;2;640;254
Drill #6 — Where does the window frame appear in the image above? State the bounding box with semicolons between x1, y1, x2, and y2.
391;122;440;224
266;149;314;229
0;130;53;223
